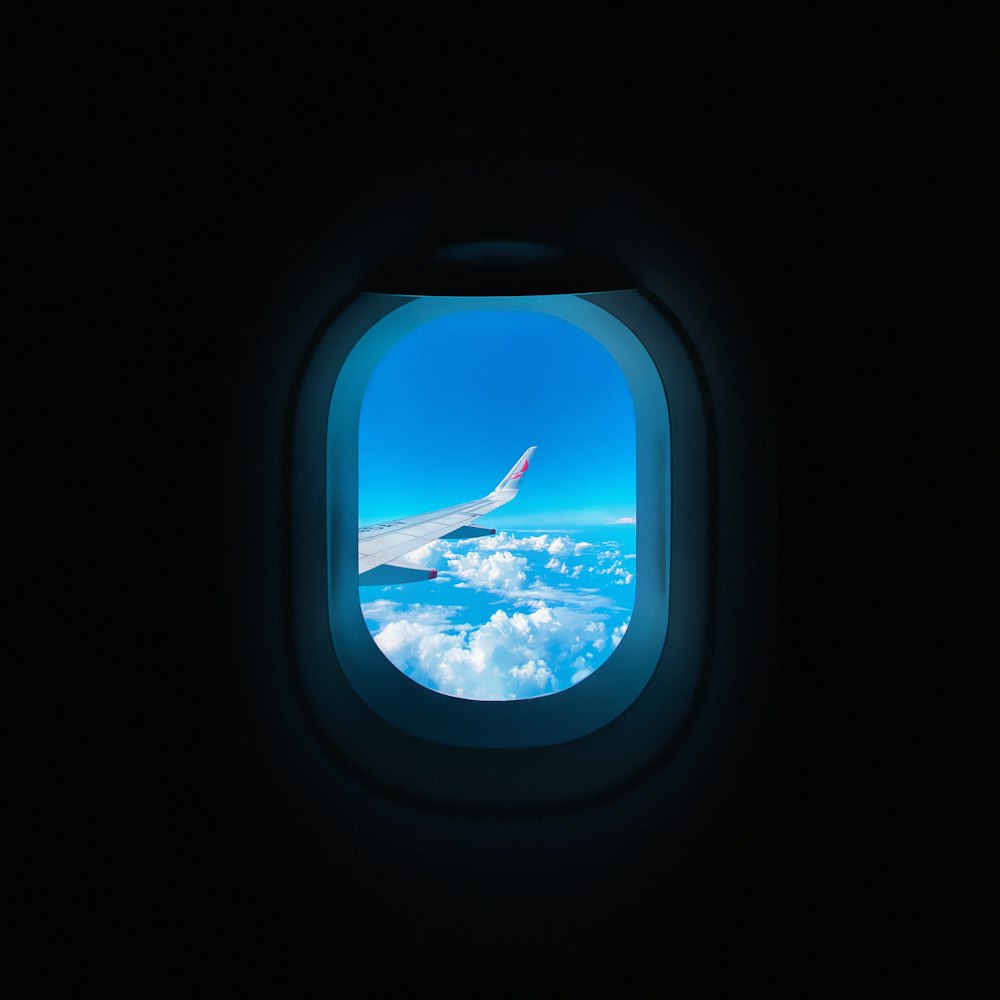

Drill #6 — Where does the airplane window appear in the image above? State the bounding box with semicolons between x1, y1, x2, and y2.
357;309;636;701
289;282;708;800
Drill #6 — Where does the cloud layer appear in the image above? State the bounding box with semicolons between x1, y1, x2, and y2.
361;531;634;700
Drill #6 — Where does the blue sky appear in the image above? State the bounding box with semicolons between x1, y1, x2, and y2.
358;306;636;700
359;309;635;527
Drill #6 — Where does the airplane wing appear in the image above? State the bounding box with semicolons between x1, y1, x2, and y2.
358;447;537;585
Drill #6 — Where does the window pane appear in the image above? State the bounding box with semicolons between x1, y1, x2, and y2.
358;309;636;700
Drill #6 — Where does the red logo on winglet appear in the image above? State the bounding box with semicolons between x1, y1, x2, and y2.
511;459;529;479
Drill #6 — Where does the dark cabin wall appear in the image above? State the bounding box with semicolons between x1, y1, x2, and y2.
205;130;780;986
33;18;990;990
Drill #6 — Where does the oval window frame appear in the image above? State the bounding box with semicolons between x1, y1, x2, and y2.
287;289;712;808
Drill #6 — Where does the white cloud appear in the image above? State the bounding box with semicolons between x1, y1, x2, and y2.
362;601;623;701
460;531;598;557
509;581;616;611
361;599;469;628
612;620;629;647
448;550;528;592
613;516;636;524
360;598;401;620
474;531;562;553
589;561;634;585
435;540;619;611
585;620;607;652
431;531;629;554
510;658;554;689
358;530;636;701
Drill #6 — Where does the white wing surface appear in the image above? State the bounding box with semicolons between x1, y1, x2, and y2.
358;447;537;584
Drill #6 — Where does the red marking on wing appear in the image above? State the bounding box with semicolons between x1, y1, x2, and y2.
511;459;529;480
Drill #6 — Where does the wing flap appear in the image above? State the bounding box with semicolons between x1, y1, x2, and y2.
359;560;439;587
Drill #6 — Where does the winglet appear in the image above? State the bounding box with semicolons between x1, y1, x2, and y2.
491;446;537;495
